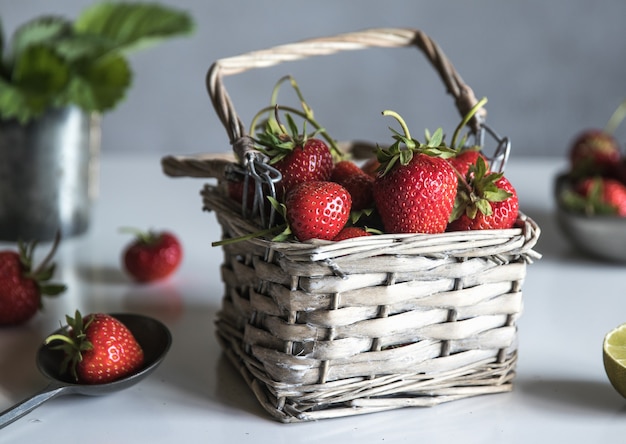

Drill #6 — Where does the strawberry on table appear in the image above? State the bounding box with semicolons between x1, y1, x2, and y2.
448;157;519;231
46;311;144;384
0;235;66;326
283;181;351;241
122;229;182;283
373;111;458;234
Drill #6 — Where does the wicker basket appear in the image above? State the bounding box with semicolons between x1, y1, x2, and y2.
162;28;541;423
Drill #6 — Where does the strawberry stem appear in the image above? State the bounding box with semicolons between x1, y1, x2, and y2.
119;226;157;244
450;97;488;149
30;230;61;277
249;105;342;159
382;110;413;145
271;75;314;121
211;224;286;247
605;98;626;135
249;75;344;160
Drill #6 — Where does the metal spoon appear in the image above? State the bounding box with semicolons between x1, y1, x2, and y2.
0;313;172;429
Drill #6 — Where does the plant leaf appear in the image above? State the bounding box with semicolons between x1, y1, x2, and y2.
74;2;194;54
6;45;70;118
426;127;444;147
55;34;114;61
10;16;73;58
13;45;70;93
0;78;34;122
62;53;131;112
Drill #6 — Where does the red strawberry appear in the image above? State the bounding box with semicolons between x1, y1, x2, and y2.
373;112;458;234
330;160;375;210
448;158;519;231
284;181;351;241
569;129;621;178
0;236;66;326
574;177;626;216
361;157;381;178
46;311;144;384
255;110;334;198
333;226;373;241
448;148;489;179
273;138;334;195
122;229;182;282
227;176;255;209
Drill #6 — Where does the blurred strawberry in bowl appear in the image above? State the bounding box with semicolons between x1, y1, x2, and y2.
555;99;626;262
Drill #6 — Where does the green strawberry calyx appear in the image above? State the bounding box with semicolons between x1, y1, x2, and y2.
249;75;344;162
560;178;617;216
449;156;512;222
19;232;66;298
119;226;163;246
376;110;456;177
45;310;95;381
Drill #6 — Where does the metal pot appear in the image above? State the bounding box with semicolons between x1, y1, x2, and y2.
0;107;100;242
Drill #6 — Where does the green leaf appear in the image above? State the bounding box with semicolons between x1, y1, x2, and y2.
5;45;70;119
426;127;444;147
13;45;69;94
40;283;67;296
475;199;493;216
10;16;73;58
74;2;194;54
63;53;131;112
55;34;114;61
484;188;512;202
0;78;34;121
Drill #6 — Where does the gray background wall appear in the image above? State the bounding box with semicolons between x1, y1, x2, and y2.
3;1;626;160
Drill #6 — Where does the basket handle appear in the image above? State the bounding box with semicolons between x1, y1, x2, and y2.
206;27;486;161
162;28;492;179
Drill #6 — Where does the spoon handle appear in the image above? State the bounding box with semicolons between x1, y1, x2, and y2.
0;383;66;429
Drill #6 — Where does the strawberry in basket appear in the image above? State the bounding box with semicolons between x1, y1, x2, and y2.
373;110;458;234
251;76;344;199
447;156;519;231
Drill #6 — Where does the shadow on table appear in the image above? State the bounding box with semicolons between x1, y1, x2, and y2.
76;264;129;285
518;377;626;413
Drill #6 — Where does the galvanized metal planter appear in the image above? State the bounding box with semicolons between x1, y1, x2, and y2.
0;107;100;242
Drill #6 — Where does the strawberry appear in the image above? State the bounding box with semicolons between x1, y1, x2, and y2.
361;157;381;178
566;177;626;216
448;157;519;231
569;129;621;178
255;109;335;198
330;160;375;210
448;148;489;179
46;311;144;384
284;181;351;241
333;226;373;241
122;229;182;282
372;111;458;234
227;176;256;209
0;235;66;326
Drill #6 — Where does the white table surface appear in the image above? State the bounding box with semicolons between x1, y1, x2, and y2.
1;153;625;443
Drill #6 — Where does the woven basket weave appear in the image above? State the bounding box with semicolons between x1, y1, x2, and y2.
162;28;541;423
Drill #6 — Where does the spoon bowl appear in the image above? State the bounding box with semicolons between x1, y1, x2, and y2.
0;313;172;428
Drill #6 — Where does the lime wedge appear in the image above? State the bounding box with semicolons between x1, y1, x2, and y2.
603;323;626;398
